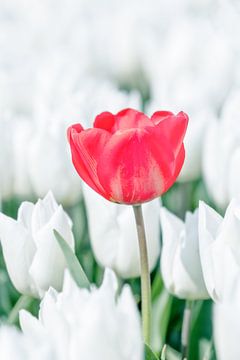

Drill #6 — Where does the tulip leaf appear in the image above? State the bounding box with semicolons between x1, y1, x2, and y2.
145;344;159;359
160;345;181;360
7;295;34;325
53;230;90;290
151;288;173;352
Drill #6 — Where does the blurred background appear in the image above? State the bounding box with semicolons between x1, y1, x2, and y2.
1;0;240;358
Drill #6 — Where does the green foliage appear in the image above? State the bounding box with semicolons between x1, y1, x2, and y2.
145;344;159;360
53;229;90;290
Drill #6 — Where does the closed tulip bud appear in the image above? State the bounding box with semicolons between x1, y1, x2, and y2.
20;269;143;360
0;191;74;298
199;200;240;302
160;207;208;300
82;183;161;278
68;108;188;205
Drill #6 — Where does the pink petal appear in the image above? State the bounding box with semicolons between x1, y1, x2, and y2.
112;108;153;132
94;112;115;132
152;111;188;155
97;126;175;204
68;126;111;199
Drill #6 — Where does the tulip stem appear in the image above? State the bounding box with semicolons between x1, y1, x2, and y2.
181;300;194;360
133;205;151;345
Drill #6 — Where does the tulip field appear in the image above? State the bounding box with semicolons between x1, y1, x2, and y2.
1;1;240;359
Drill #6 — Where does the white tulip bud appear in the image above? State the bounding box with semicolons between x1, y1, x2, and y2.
0;191;74;298
160;207;209;300
82;183;161;278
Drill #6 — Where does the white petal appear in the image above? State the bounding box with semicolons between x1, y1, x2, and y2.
29;205;74;296
31;191;58;234
0;213;36;295
198;201;223;300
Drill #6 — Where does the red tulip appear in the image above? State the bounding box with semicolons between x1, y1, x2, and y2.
67;108;188;204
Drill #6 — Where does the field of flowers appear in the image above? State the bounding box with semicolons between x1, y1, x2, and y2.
0;1;240;359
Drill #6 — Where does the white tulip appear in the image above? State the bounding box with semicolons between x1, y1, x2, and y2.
20;269;143;360
198;200;240;302
82;183;160;278
160;207;208;300
27;120;82;206
0;325;53;360
213;285;240;360
203;90;240;210
0;191;74;298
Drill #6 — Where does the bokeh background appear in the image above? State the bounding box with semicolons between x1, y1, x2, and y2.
1;0;240;358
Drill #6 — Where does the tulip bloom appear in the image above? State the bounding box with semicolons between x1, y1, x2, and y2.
67;108;188;204
0;191;74;298
20;269;143;360
82;183;161;278
160;207;209;300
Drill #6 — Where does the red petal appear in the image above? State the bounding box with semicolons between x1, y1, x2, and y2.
112;108;153;132
97;126;175;204
152;111;188;155
67;124;84;143
151;111;174;125
94;112;115;132
164;145;185;193
68;127;111;199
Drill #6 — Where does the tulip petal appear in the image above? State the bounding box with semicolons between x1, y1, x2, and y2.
69;127;111;199
0;213;36;295
94;112;115;132
97;127;175;203
113;108;153;132
29;206;74;296
164;145;185;192
152;111;188;155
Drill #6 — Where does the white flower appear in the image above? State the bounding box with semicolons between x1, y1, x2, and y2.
0;191;74;298
27;120;82;206
0;325;53;360
203;90;240;209
213;284;240;360
160;207;208;300
82;183;160;278
20;269;144;360
198;200;240;302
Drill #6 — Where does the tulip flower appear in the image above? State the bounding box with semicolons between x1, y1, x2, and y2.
68;107;188;345
82;182;160;278
20;269;143;360
160;207;209;300
0;325;53;360
214;289;240;360
0;191;74;298
203;90;240;210
198;200;240;302
67;108;188;205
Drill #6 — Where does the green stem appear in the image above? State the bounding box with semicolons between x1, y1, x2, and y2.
181;300;194;360
7;294;34;325
133;205;151;345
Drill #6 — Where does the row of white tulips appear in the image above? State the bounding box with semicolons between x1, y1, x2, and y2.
0;189;240;358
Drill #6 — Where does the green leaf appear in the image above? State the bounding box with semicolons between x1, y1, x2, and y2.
145;344;159;359
151;288;173;352
161;345;181;360
53;229;90;290
7;295;34;325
